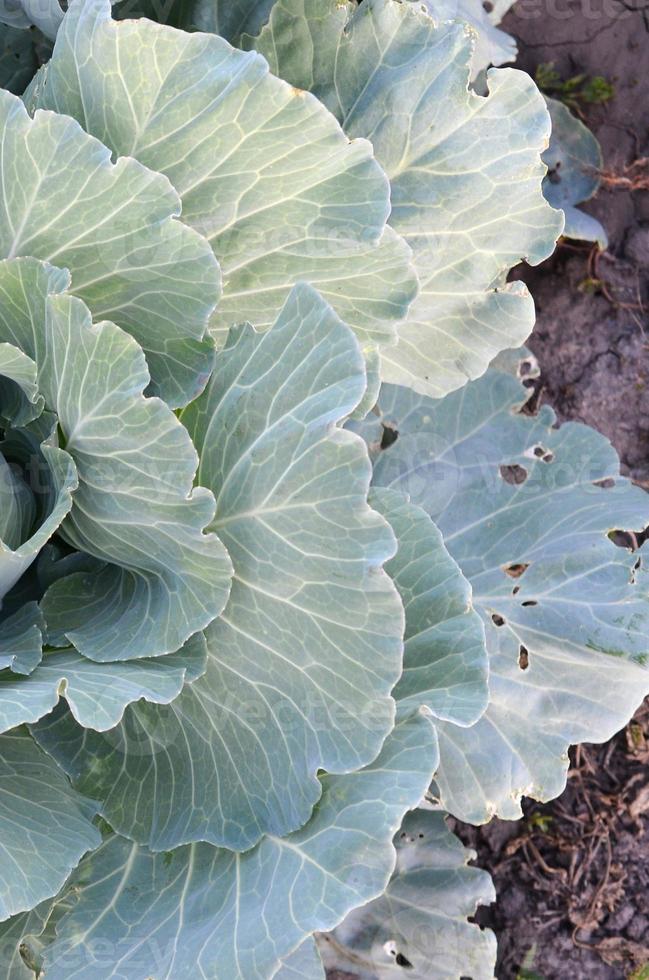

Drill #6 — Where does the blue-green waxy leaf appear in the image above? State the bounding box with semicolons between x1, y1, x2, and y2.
34;283;405;851
0;342;42;427
415;0;517;77
247;0;563;397
27;712;437;980
34;0;416;356
0;87;220;407
0;424;77;609
319;809;496;980
542;96;607;248
0;451;34;551
0;729;100;922
112;0;277;43
244;0;516;83
369;487;488;727
0;632;207;734
0;259;226;666
0;604;43;675
275;940;324;980
0;260;73;660
371;363;649;822
0;897;54;978
38;294;232;662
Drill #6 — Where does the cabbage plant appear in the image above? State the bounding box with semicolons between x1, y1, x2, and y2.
0;1;647;978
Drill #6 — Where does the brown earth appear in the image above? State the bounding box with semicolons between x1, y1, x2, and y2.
508;0;649;486
456;704;649;979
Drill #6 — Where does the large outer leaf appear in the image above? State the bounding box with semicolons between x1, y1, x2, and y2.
247;0;562;396
26;712;437;980
0;729;100;922
319;810;496;979
38;293;232;662
34;0;416;356
371;364;649;822
0;633;207;734
370;487;488;728
35;283;405;851
0;88;219;407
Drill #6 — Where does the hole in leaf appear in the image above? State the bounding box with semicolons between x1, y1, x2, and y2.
394;952;413;968
499;464;528;485
491;613;506;626
504;562;529;579
380;424;398;450
483;0;494;9
521;600;538;607
512;585;520;595
610;528;648;551
518;646;529;670
531;445;554;463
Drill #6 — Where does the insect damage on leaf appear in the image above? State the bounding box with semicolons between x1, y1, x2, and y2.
0;1;644;979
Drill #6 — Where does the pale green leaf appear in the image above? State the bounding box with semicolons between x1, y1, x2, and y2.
38;293;232;662
0;259;69;364
0;729;100;922
0;342;42;426
35;283;405;850
34;0;416;354
30;712;437;979
0;451;34;550
0;632;207;734
372;364;649;822
0;422;76;607
414;0;517;77
319;809;496;979
0;88;220;407
370;487;488;727
0;0;61;38
247;0;562;396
